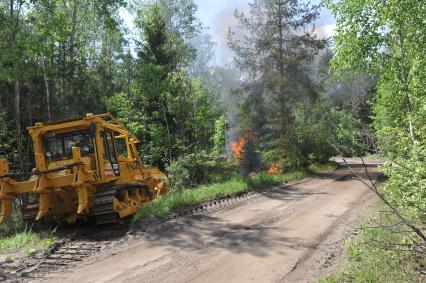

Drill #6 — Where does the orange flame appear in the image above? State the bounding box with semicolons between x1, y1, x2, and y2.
231;137;246;160
267;163;283;174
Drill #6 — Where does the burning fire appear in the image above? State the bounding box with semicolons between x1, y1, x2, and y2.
232;134;283;174
231;137;246;160
231;131;256;160
267;163;283;174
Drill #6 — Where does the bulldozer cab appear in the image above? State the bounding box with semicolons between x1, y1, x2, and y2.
100;131;120;177
32;114;144;183
0;113;167;224
42;129;120;179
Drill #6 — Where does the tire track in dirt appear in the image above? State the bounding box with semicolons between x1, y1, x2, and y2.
37;161;382;283
2;185;266;282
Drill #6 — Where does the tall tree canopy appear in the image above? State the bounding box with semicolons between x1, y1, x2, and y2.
0;0;128;171
228;0;326;165
105;0;222;167
327;0;426;147
327;0;426;241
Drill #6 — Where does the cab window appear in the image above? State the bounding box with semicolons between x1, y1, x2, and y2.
115;138;127;157
44;131;93;160
45;136;63;159
63;132;93;156
101;131;118;163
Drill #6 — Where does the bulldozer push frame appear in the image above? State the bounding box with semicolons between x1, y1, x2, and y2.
0;113;167;225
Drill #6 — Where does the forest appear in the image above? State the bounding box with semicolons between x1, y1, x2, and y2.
0;0;370;174
0;0;425;281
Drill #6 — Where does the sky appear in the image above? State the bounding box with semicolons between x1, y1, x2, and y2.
121;1;336;65
193;0;336;65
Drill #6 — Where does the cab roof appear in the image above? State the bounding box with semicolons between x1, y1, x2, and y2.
27;113;141;143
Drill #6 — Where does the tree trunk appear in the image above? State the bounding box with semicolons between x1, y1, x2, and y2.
41;54;52;121
276;1;290;139
10;0;23;172
26;80;33;172
15;80;23;172
160;97;172;162
68;0;78;102
44;75;51;121
398;29;416;145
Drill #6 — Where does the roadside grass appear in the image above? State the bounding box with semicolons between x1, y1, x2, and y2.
0;230;56;257
246;171;305;188
134;176;249;220
134;162;335;221
362;153;389;162
307;162;337;173
320;207;424;282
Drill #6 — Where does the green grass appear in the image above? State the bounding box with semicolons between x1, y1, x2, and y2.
362;153;389;161
247;171;305;188
0;230;56;256
308;161;337;173
320;208;424;283
133;168;317;221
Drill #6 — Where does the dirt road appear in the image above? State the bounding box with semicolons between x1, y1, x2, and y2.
41;161;382;283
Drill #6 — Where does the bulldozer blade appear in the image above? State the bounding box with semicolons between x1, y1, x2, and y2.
36;194;50;221
0;199;13;224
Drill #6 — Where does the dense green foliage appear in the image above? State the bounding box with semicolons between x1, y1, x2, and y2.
106;1;223;166
227;0;370;170
165;153;237;191
321;209;423;283
0;0;224;172
212;115;226;155
325;0;426;279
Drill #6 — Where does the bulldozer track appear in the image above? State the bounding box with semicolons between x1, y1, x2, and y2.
93;183;151;225
93;185;119;225
2;189;263;282
131;190;261;234
22;204;38;223
10;224;130;280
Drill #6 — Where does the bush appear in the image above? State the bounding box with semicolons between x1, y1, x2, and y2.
380;146;426;224
240;138;261;177
212;115;227;155
165;157;191;191
259;103;367;170
321;207;424;282
166;152;238;190
0;203;25;237
294;102;367;166
0;230;56;255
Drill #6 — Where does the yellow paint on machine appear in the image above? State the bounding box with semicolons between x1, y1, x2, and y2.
0;113;168;224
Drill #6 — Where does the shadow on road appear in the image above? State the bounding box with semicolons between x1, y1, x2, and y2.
139;179;336;258
132;162;383;259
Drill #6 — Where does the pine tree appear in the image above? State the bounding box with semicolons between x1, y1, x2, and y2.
228;0;325;156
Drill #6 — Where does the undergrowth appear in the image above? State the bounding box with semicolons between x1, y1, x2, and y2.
320;205;425;282
134;162;334;221
0;230;56;257
307;162;336;173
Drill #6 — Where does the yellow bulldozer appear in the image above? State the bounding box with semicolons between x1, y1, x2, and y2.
0;113;167;225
